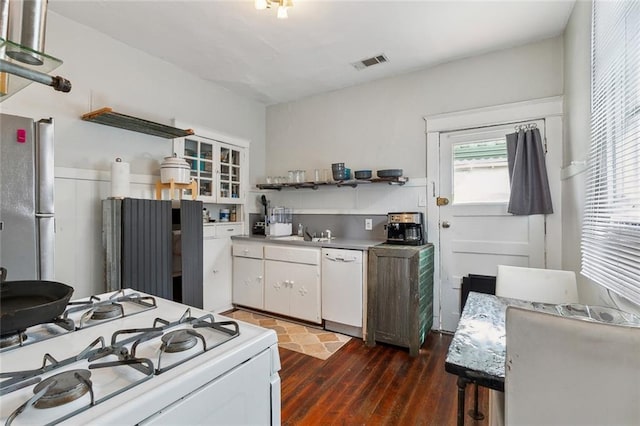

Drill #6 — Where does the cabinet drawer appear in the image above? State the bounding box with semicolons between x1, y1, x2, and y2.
215;223;243;237
264;245;320;265
233;242;264;259
203;224;217;238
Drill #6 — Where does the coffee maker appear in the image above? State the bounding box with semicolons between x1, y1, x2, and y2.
385;212;426;245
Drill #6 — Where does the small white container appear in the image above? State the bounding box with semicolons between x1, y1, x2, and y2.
160;155;191;184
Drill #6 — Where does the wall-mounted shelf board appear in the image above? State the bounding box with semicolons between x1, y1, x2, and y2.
256;176;408;190
81;107;194;139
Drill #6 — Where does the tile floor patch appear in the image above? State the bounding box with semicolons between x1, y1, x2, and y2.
224;310;351;360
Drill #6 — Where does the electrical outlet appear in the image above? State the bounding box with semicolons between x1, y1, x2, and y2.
365;218;373;230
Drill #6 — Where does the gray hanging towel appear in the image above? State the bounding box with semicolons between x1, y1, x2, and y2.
505;128;553;215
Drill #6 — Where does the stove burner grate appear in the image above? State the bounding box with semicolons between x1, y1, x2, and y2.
0;332;26;349
161;330;199;353
33;370;92;409
65;290;157;330
147;310;240;374
4;334;155;426
91;303;123;320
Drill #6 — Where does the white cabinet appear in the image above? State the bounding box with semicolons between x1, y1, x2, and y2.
232;242;264;310
203;234;231;313
173;135;247;204
264;246;321;324
203;224;244;313
218;145;243;204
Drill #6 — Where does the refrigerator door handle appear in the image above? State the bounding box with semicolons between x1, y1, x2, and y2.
36;118;55;215
37;216;55;280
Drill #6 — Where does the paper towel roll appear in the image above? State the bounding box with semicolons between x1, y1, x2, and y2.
110;157;130;199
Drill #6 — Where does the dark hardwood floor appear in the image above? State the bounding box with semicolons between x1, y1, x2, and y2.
279;332;489;426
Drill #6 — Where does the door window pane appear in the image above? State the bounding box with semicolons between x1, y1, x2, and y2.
452;140;510;204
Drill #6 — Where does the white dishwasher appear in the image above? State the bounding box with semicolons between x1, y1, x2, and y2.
321;248;363;338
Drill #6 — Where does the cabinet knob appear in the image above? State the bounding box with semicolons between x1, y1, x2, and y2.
257;275;263;280
289;280;295;287
212;269;218;274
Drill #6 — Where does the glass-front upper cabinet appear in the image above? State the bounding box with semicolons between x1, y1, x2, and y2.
184;136;215;200
218;145;242;203
173;135;246;204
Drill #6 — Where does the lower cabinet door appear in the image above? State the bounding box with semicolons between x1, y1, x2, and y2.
232;256;264;309
289;263;321;323
264;260;291;317
264;260;321;323
203;237;232;312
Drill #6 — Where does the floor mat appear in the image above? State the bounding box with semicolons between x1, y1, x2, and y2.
225;310;351;360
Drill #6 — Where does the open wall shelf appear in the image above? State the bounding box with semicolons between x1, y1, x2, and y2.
82;107;194;139
256;176;408;190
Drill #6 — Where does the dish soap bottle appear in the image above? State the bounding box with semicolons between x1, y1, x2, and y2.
298;223;304;237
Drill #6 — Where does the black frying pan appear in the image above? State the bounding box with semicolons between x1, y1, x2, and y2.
0;280;74;336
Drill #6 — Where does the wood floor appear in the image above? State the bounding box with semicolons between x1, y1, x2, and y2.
279;332;489;425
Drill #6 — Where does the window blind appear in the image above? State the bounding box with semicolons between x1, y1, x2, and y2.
582;1;640;304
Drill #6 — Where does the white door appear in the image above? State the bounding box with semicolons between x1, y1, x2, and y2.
438;121;546;331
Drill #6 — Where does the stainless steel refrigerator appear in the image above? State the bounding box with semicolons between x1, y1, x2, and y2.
0;113;55;281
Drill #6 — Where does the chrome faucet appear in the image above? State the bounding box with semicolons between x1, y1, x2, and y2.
325;229;332;240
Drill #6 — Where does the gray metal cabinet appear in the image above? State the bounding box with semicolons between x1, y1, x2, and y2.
366;244;434;356
103;198;203;308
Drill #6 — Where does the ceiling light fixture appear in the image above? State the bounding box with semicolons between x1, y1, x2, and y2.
255;0;293;19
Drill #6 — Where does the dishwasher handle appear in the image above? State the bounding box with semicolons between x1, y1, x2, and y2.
324;255;356;263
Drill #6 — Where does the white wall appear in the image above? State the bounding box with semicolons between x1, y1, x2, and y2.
261;37;563;215
1;12;266;297
562;0;593;298
2;12;266;177
561;1;640;313
266;37;563;179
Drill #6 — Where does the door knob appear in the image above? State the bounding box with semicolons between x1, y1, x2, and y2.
442;221;451;228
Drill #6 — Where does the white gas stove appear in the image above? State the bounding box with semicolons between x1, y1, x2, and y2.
0;289;281;425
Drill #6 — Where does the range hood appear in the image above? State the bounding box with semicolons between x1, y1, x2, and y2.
0;0;71;102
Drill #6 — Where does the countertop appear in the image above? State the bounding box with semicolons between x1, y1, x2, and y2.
231;235;386;251
445;291;640;390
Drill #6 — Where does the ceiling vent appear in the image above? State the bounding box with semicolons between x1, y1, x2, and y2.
352;54;389;70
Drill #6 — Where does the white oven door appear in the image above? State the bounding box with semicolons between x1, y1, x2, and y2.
139;349;272;425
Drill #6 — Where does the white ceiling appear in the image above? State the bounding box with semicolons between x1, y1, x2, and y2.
48;0;575;105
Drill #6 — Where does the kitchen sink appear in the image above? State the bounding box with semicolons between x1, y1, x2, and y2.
268;235;332;243
270;235;305;241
